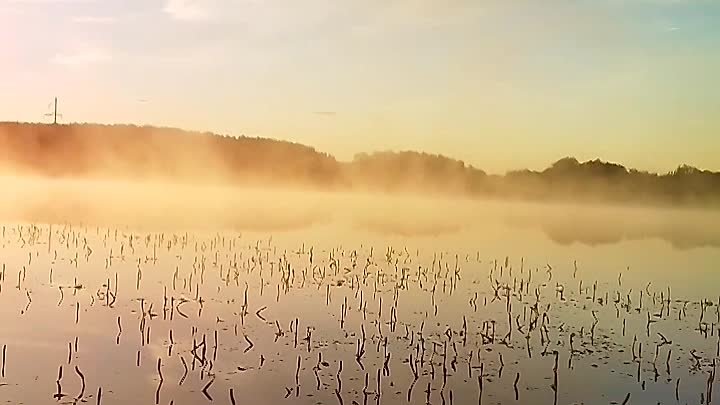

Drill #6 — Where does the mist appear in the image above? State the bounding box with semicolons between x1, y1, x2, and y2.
1;174;718;250
1;123;719;210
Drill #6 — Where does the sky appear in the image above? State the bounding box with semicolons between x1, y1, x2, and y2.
0;0;719;174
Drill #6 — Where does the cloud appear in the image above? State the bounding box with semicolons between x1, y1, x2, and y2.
6;0;93;3
51;46;112;67
159;0;339;38
314;111;337;117
163;0;214;21
71;16;117;24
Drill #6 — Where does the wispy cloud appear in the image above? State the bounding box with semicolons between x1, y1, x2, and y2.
51;46;112;67
163;0;214;21
6;0;93;3
159;0;337;38
71;16;117;24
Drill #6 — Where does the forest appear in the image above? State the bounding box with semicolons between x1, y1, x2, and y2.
0;122;718;207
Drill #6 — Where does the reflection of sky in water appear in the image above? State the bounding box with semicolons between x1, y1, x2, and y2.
0;196;718;404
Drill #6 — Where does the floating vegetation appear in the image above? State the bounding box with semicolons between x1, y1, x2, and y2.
0;220;717;405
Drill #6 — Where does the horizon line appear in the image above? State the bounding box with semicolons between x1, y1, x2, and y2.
0;120;713;176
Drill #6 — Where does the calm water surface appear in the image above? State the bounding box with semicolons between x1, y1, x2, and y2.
0;193;718;405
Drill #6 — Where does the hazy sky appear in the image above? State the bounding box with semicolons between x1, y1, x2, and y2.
1;0;718;173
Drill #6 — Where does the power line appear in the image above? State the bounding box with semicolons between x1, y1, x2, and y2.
44;97;63;124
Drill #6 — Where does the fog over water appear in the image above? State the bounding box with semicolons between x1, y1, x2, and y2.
1;175;719;405
3;176;718;248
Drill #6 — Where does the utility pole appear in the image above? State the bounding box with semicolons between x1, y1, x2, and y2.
45;97;62;124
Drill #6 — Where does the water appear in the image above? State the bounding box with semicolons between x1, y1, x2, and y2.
0;192;718;405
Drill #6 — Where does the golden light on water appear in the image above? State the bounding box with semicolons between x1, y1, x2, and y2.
0;1;719;404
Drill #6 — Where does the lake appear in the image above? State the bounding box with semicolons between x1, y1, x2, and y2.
0;181;718;405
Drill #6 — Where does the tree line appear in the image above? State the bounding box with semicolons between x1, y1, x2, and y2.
0;123;717;207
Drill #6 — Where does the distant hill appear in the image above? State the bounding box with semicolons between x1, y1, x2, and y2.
0;122;718;207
